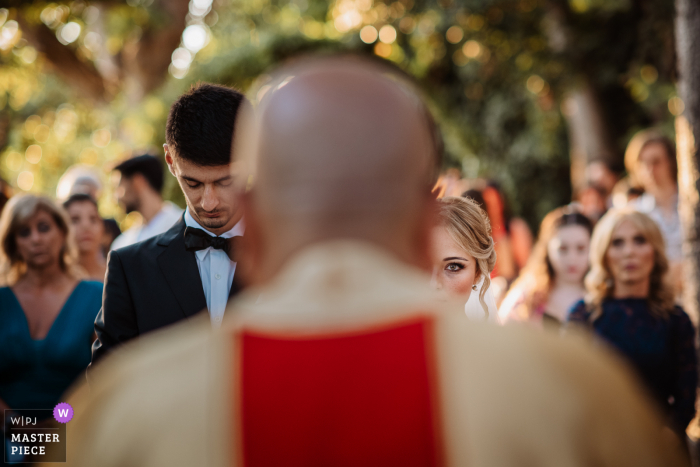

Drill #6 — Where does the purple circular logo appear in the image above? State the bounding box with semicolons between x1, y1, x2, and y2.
53;402;73;423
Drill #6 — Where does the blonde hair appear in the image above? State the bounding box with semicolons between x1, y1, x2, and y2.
584;208;675;321
437;196;497;313
506;206;592;318
0;194;82;286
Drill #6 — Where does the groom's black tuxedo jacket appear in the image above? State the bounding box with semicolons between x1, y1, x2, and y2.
91;216;241;365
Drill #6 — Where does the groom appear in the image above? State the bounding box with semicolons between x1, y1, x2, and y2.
91;83;248;365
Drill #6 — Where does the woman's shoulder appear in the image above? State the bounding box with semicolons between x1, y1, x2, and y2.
0;285;14;303
0;285;17;301
669;304;695;328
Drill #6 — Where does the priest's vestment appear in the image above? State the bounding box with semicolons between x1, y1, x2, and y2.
54;241;687;467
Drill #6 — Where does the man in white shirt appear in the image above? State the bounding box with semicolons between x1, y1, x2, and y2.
183;205;244;325
91;84;249;365
110;154;183;250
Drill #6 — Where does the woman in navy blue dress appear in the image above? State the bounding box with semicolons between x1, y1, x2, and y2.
568;208;697;438
0;195;102;462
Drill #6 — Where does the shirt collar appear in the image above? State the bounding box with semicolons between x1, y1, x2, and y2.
184;208;244;260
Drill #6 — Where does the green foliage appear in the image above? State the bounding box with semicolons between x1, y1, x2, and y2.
0;0;680;230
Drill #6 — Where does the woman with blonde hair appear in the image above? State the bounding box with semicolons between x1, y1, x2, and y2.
499;206;592;328
568;208;697;437
430;196;498;321
0;195;103;439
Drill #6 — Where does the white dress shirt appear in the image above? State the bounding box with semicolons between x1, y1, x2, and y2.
111;201;183;250
184;208;244;327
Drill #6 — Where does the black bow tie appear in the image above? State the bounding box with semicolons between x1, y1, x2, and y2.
184;226;234;259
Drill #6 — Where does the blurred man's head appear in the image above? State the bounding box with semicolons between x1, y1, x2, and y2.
165;83;247;235
234;57;442;284
56;165;102;202
113;155;164;214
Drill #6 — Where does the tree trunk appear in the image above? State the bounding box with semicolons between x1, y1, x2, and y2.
563;81;618;193
544;1;618;193
675;0;700;325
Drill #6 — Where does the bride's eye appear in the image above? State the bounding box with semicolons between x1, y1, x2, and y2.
445;262;464;272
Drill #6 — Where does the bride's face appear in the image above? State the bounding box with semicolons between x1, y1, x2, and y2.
430;225;478;301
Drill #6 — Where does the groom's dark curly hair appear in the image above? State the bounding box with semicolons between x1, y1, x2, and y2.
165;82;246;166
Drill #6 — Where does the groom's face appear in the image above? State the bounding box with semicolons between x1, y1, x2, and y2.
166;150;241;235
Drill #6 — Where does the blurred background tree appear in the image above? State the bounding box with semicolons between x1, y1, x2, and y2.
0;0;682;231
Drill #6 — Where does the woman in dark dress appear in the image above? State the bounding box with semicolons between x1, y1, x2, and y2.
0;195;102;463
568;208;697;438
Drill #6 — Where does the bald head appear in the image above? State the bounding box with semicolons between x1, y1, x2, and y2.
236;57;440;282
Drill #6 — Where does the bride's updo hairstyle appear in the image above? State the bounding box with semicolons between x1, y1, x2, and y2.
437;196;497;312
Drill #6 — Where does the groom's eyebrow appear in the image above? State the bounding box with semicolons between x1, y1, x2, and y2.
181;175;232;183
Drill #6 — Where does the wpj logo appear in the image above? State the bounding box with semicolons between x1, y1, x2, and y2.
3;405;69;463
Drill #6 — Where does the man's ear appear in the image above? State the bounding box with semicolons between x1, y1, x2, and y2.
164;144;176;177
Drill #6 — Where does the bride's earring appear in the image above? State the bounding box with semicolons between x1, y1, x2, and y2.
472;284;477;291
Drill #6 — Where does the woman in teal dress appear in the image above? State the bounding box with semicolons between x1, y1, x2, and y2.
0;195;102;463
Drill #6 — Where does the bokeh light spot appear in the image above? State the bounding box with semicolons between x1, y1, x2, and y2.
526;75;545;94
360;25;378;44
374;42;392;57
25;145;42;164
17;171;34;191
58;22;82;45
669;97;685;116
462;40;482;58
445;26;463;44
378;25;396;44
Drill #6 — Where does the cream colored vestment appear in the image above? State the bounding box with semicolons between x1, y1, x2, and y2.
49;241;687;467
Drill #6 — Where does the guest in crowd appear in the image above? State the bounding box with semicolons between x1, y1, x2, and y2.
500;207;592;328
56;165;102;202
101;218;121;256
110;154;183;250
56;164;121;258
431;196;498;321
568;209;697;437
54;56;687;467
0;195;102;420
585;158;619;208
63;194;107;281
575;183;608;223
91;84;249;366
624;130;681;264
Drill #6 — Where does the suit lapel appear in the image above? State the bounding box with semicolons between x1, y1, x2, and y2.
157;218;208;318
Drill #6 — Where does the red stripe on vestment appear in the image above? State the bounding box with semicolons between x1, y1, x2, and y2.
238;317;442;467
